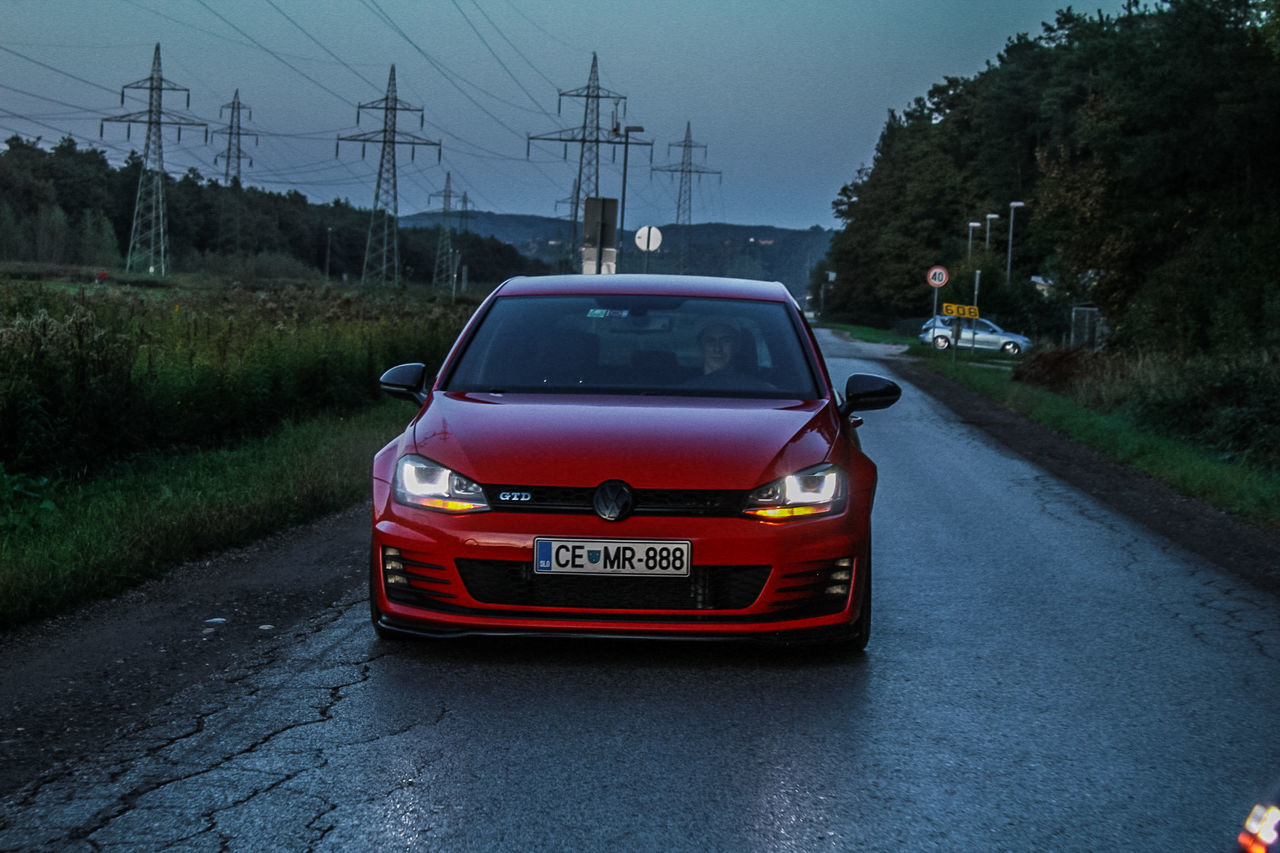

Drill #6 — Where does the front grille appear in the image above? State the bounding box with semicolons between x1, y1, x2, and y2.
456;559;769;611
484;484;744;517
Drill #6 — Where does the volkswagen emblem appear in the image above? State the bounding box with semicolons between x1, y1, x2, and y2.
593;480;634;522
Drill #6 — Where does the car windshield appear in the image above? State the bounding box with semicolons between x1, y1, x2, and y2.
443;294;821;399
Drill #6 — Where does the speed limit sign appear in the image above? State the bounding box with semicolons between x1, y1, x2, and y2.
927;266;949;288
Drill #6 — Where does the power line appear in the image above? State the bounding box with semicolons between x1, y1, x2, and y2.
0;45;124;97
468;0;561;91
189;0;354;107
360;0;529;139
446;0;555;119
262;0;384;95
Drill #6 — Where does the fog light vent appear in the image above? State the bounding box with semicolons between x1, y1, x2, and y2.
382;547;408;585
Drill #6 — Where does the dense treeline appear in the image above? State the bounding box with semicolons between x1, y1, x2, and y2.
0;135;548;284
825;0;1280;355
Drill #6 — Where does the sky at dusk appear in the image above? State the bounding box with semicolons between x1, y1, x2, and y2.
2;0;1130;232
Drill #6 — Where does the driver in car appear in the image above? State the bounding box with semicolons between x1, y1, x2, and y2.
698;320;739;375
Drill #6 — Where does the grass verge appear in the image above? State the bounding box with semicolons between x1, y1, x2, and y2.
0;398;419;629
916;355;1280;532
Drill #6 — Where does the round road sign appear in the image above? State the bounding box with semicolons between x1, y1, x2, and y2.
927;265;949;288
635;225;663;252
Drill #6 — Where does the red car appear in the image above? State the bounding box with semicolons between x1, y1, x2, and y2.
370;275;900;648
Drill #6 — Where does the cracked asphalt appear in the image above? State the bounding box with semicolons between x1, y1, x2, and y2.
1;330;1278;850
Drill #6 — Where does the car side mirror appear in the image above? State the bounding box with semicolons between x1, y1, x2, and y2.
839;373;901;417
379;363;429;405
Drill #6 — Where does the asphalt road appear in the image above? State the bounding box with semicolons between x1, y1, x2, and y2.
1;329;1278;850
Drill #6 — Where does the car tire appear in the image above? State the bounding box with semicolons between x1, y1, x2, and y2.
932;335;951;350
1001;341;1022;355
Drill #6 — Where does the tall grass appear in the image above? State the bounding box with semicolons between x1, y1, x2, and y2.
0;399;417;628
0;279;471;479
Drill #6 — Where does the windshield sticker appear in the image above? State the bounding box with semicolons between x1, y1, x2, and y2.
587;308;630;319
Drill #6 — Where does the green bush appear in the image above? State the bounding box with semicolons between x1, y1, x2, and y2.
0;279;471;479
1015;347;1280;472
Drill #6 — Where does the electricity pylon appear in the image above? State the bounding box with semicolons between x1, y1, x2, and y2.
527;53;647;253
337;66;440;286
101;43;206;277
652;121;720;226
212;90;257;254
213;89;256;186
430;172;455;289
652;121;721;272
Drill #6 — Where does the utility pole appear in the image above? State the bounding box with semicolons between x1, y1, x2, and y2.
101;43;206;277
527;53;638;256
651;121;721;272
337;65;440;286
211;89;257;255
430;172;455;290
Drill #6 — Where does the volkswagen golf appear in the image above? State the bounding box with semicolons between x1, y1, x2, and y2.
370;274;900;649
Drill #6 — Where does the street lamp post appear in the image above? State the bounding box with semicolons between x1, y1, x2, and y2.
618;125;644;270
967;221;981;261
1006;201;1026;286
985;213;999;250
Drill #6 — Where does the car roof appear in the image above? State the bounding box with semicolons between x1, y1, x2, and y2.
495;274;797;304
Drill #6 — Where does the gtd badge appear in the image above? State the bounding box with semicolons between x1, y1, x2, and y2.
500;491;532;502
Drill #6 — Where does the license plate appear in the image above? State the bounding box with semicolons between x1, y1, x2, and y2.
534;538;691;576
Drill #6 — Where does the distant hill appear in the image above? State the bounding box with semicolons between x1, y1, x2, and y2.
400;210;832;302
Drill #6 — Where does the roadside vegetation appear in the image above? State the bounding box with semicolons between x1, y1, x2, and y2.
917;342;1280;532
0;274;469;628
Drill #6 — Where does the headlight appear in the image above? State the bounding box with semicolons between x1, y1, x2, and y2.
744;463;847;520
393;455;489;513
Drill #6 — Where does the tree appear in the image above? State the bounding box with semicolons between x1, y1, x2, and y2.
31;204;69;264
827;0;1280;352
75;209;122;268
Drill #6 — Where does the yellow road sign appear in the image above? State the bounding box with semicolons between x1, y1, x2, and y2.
942;303;980;319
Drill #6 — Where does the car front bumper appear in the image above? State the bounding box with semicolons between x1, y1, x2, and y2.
370;496;871;642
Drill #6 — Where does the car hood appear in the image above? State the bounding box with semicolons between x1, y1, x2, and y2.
411;392;838;490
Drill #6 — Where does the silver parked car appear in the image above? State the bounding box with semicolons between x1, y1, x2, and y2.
920;315;1031;355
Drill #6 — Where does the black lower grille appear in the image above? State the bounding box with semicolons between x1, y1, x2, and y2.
456;559;769;611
